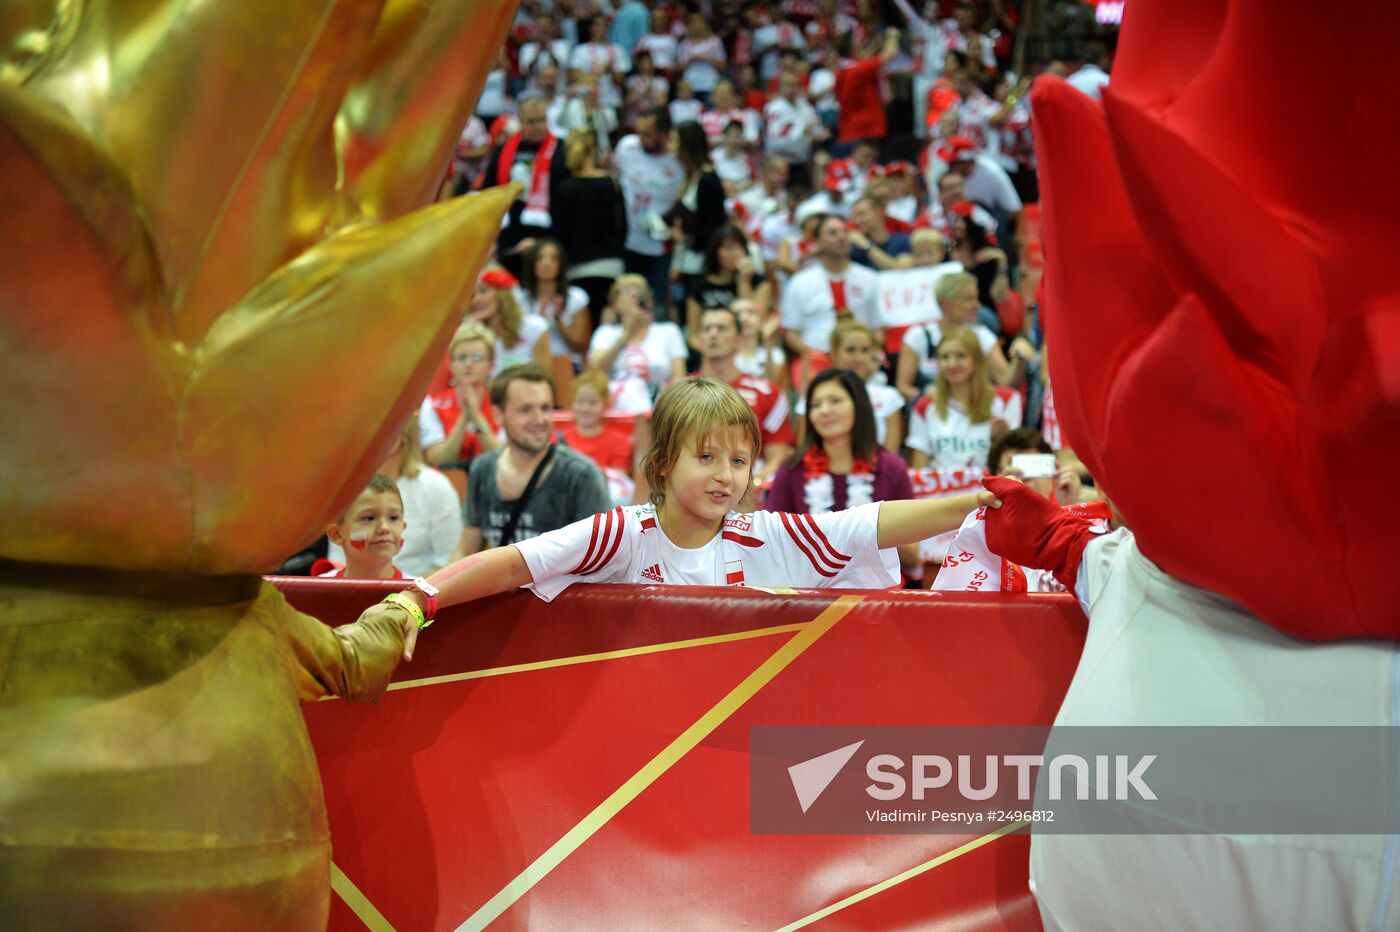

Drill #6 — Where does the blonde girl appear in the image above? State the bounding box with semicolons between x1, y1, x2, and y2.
906;326;1023;470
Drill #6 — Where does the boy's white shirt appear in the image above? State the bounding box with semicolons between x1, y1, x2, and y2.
514;502;899;601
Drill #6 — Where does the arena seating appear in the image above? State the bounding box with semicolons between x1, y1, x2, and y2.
275;578;1087;930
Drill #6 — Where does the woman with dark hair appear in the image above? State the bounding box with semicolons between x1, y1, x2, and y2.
568;13;629;110
765;368;914;516
683;225;771;348
516;238;593;365
667;119;728;313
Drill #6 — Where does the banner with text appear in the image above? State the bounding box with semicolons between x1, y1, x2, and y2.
875;262;961;328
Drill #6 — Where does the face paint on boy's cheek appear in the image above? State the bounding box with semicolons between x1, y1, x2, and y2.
348;531;370;550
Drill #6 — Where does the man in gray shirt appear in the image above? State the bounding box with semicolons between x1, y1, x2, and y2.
452;364;610;558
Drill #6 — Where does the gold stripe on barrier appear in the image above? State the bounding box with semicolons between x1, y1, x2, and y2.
383;622;810;691
330;861;396;932
456;595;865;932
775;820;1032;930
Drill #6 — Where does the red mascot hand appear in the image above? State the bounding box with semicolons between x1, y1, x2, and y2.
982;477;1097;595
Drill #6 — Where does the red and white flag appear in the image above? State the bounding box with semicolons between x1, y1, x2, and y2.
932;500;1113;593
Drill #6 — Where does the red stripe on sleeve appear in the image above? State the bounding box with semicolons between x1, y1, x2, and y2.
780;512;839;578
801;513;853;562
588;507;627;574
569;511;605;574
576;507;620;576
792;515;846;573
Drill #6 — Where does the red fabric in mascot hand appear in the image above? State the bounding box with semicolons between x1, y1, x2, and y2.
1029;0;1400;640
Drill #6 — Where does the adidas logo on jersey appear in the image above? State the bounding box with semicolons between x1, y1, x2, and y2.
641;563;665;583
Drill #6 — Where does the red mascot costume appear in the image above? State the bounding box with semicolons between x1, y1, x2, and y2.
987;0;1400;928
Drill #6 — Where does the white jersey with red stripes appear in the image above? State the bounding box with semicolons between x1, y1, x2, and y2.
514;502;899;602
699;106;761;144
762;95;819;164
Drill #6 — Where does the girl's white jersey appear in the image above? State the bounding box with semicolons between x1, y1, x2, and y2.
514;502;899;601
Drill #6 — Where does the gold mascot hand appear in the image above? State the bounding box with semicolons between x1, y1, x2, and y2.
0;1;519;927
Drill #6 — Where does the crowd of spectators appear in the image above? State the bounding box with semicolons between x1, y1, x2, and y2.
285;0;1116;583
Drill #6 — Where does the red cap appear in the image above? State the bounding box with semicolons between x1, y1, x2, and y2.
934;135;978;163
884;160;916;176
480;267;519;289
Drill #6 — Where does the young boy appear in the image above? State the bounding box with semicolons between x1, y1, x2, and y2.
560;369;634;476
323;474;407;579
372;380;995;651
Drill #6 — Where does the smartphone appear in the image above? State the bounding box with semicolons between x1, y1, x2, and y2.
1010;453;1057;479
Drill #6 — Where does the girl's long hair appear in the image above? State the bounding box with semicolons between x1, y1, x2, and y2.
519;238;570;301
931;326;994;423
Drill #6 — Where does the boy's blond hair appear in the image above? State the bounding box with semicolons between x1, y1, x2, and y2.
570;368;611;405
644;379;763;512
336;473;403;523
450;321;496;358
911;227;943;254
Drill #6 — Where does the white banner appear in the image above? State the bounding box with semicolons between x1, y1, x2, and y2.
875;262;962;328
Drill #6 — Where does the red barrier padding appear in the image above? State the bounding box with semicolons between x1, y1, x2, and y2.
276;578;1085;930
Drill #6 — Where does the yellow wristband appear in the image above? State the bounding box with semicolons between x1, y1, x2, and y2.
383;592;431;630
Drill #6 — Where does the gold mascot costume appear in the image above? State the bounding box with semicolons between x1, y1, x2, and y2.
0;1;518;926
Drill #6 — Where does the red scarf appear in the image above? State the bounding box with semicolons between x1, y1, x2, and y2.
802;446;874;479
828;277;848;313
497;132;557;223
